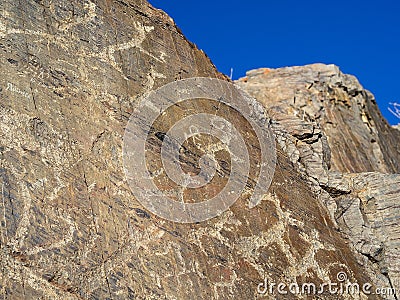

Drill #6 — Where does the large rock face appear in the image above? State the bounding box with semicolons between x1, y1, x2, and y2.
0;1;398;299
237;64;400;299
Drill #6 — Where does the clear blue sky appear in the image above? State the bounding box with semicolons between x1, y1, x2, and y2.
149;0;400;125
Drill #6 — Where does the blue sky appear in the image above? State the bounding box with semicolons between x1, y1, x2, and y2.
149;0;400;125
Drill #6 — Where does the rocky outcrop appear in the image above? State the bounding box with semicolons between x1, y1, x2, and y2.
237;64;400;174
0;1;398;299
238;64;400;299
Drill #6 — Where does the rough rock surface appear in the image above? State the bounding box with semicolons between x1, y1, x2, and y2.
237;65;400;174
238;65;400;299
334;173;400;295
0;1;397;300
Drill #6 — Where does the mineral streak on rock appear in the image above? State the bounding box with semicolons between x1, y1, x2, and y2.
0;1;396;299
